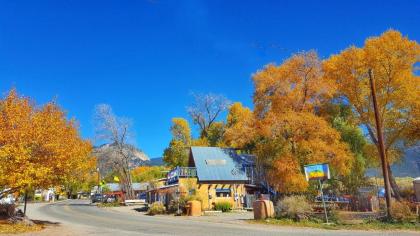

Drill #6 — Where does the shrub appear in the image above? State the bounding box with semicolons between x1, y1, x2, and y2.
390;201;416;223
147;202;166;215
168;194;202;214
97;202;120;208
0;204;16;217
276;195;312;221
400;187;414;199
214;201;232;212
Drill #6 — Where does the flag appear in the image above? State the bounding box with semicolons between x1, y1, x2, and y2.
113;176;120;182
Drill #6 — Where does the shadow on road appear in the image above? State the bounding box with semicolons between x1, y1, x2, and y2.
32;219;61;226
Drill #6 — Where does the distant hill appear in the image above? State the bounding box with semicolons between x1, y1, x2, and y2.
93;143;150;175
145;157;165;166
366;145;420;178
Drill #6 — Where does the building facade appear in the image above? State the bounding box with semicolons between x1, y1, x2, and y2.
148;146;258;210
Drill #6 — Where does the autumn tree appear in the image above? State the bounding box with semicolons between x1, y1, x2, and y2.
252;51;353;193
63;157;97;198
131;166;167;182
163;118;192;167
224;102;255;150
206;122;226;147
324;30;420;199
93;104;136;199
0;89;92;200
322;104;371;194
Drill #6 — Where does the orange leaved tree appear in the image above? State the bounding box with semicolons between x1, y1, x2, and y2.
324;30;420;199
0;89;92;200
252;51;353;193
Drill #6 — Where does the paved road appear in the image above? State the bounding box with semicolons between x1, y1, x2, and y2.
25;200;417;236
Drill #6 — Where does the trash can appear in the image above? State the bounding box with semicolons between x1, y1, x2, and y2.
187;200;201;216
253;200;274;220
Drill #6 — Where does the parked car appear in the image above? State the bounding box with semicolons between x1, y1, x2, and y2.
91;193;103;203
0;194;15;204
34;190;42;201
104;194;117;203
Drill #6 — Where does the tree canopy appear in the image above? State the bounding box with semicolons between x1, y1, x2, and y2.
0;89;93;197
324;29;420;198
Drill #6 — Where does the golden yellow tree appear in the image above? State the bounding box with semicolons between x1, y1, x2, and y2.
163;118;192;167
252;51;353;193
0;89;93;198
324;30;420;199
224;102;255;149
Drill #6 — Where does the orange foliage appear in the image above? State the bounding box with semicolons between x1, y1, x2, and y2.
224;102;255;148
324;30;420;159
251;52;353;193
0;89;93;192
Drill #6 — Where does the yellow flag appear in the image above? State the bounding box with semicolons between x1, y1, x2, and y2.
113;176;120;182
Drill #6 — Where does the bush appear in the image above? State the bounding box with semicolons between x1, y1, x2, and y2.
168;194;202;214
400;188;415;199
276;195;312;221
214;201;232;212
0;204;16;217
390;201;416;223
97;202;120;208
147;202;166;215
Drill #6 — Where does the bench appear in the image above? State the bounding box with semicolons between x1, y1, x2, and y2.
124;199;147;206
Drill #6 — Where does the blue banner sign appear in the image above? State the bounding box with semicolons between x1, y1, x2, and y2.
167;167;179;185
304;163;330;181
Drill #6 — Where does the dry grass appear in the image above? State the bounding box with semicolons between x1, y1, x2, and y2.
253;218;420;231
0;221;44;234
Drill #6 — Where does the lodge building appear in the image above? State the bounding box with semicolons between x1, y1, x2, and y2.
147;146;259;210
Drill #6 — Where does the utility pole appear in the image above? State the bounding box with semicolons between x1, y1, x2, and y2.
368;69;392;218
97;167;101;194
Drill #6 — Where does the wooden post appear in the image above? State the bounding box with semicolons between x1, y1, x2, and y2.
368;69;392;218
319;180;329;223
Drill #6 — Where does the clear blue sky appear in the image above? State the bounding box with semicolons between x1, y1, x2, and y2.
0;1;419;158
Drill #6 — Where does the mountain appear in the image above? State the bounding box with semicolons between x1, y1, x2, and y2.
366;145;420;178
93;143;150;175
145;157;165;166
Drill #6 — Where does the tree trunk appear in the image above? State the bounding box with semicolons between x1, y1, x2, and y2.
23;190;28;216
387;163;402;201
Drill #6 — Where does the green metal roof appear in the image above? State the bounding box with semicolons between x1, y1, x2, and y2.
190;147;249;182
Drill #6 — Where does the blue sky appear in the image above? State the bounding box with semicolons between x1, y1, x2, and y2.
0;0;419;158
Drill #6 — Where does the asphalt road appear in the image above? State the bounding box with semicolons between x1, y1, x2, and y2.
25;199;418;236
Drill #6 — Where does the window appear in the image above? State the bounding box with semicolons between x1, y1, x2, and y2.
215;189;231;198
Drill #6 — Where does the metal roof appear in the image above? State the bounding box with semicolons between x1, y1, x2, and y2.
190;147;251;182
105;183;149;192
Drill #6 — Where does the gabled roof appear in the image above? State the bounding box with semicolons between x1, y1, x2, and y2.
190;146;253;182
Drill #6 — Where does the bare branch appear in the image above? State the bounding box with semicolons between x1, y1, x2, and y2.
187;92;231;137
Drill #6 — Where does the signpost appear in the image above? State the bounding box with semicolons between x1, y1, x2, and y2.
304;163;330;223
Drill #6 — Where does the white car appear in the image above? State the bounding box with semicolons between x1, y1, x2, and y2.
0;193;15;204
